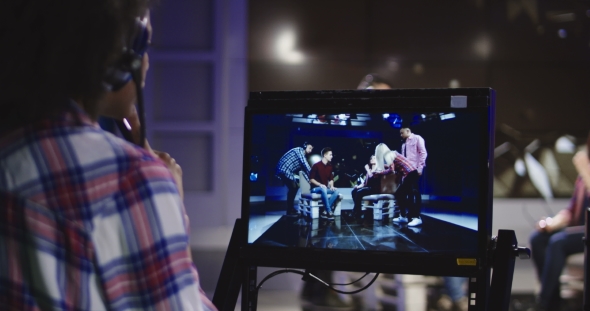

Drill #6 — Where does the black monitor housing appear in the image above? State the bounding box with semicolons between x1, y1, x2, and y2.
219;88;520;311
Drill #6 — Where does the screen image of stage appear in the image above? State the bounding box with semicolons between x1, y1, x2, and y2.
245;111;483;256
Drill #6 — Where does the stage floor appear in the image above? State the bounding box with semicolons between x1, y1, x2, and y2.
249;214;477;254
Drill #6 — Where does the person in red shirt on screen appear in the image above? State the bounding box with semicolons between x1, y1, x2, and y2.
309;147;341;220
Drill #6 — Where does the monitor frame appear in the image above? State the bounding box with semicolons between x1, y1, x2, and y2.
240;88;496;279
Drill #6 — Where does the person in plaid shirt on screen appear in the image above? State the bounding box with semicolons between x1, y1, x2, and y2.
374;143;423;227
275;143;313;215
0;1;216;310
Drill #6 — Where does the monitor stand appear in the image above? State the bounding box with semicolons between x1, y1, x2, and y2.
212;219;530;311
488;230;531;311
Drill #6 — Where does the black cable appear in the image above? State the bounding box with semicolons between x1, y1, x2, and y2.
329;272;370;286
255;269;379;295
325;273;380;295
256;269;306;291
130;65;146;148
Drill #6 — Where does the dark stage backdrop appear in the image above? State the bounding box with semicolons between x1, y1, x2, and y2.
248;0;590;198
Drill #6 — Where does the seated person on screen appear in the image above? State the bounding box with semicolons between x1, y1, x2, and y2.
351;155;380;220
374;143;422;227
0;2;216;310
309;147;340;220
530;135;590;311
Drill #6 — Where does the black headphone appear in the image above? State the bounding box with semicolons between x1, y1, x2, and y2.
104;17;150;147
303;141;308;148
103;18;149;92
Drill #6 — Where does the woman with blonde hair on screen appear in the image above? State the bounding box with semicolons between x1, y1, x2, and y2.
374;143;422;226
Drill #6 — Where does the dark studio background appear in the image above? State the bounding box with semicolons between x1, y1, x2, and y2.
132;0;590;301
248;0;590;198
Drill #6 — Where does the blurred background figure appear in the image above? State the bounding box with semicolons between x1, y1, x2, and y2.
529;131;590;311
357;73;393;90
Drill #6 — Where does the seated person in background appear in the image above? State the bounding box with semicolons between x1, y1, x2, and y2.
309;147;340;220
351;155;380;220
374;143;422;227
530;134;590;311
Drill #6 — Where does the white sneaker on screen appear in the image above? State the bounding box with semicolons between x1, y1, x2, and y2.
408;217;423;227
392;216;408;223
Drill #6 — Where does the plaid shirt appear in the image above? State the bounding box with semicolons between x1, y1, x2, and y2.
0;103;216;311
568;175;590;227
388;151;416;179
275;147;311;182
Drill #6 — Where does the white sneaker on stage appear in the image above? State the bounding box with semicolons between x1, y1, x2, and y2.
408;217;423;227
392;216;408;223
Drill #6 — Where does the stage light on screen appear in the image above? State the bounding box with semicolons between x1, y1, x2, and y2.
382;113;390;119
275;28;305;64
440;113;456;120
309;154;322;165
250;172;258;182
385;113;403;129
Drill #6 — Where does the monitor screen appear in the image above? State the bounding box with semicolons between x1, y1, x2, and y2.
241;88;495;277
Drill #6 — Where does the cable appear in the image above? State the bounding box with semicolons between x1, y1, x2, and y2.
325;273;380;295
130;61;146;148
256;269;305;291
255;269;379;295
330;272;370;286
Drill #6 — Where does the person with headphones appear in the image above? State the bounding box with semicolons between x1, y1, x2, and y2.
275;142;314;215
0;1;216;310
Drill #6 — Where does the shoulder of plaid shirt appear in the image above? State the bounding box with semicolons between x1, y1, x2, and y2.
0;104;217;311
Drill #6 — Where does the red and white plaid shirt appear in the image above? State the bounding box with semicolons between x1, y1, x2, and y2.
0;102;217;311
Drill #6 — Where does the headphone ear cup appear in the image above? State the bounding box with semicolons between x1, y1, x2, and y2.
103;19;149;91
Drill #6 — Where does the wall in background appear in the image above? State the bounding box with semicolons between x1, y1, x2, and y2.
249;0;590;199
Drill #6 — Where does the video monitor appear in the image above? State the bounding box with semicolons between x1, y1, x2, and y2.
240;88;495;280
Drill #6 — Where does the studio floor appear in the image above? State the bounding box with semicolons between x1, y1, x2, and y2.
250;213;477;254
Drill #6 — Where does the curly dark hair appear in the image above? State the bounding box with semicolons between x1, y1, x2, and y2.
0;0;151;132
